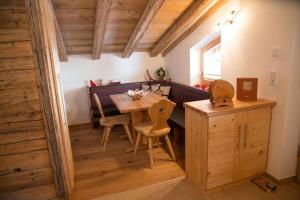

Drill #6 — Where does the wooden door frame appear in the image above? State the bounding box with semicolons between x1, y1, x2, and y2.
25;0;71;199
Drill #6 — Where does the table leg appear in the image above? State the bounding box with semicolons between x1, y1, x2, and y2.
131;111;147;142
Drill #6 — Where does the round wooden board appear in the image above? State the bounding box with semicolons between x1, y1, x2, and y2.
209;80;234;106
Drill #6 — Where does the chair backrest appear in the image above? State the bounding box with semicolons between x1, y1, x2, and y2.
148;98;176;132
93;93;106;120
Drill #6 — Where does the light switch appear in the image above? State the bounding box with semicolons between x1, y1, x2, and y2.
269;69;278;86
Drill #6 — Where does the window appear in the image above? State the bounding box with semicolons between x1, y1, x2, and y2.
200;37;221;81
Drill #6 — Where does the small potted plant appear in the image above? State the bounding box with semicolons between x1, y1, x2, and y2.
156;67;166;81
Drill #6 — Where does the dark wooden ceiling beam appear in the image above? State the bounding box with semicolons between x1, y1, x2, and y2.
150;0;219;57
162;0;228;56
49;0;68;62
93;0;113;60
123;0;166;58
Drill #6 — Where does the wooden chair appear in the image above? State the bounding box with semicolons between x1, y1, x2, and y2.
133;98;176;168
93;93;133;152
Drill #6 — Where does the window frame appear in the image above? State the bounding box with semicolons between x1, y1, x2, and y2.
200;36;221;83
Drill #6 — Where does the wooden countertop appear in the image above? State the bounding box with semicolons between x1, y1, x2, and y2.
184;99;276;117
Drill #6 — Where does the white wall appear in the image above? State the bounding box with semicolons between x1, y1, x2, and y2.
61;53;164;125
165;0;300;180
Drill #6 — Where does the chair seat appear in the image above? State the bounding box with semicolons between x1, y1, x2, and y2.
100;114;131;126
135;122;170;137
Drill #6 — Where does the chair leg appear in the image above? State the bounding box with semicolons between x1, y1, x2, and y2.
123;124;133;146
148;137;154;169
101;127;107;145
103;126;112;152
164;135;176;161
133;132;141;156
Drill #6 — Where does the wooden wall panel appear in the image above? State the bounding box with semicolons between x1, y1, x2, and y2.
0;184;57;200
0;69;37;90
0;139;48;156
0;130;46;145
0;10;30;42
0;57;35;71
0;41;33;58
0;150;51;175
0;167;54;193
0;0;57;199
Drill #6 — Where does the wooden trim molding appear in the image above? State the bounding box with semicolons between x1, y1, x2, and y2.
25;0;71;199
264;173;296;185
162;0;229;57
123;0;165;58
93;0;113;60
49;0;68;62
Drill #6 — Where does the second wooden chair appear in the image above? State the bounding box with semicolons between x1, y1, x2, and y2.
133;98;176;168
93;93;133;152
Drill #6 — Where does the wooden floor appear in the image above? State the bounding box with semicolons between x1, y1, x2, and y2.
69;125;185;200
96;178;300;200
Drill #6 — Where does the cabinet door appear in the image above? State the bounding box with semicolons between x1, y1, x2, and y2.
207;113;241;189
239;107;271;179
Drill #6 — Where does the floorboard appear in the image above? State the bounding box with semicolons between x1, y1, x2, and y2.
95;178;300;200
70;125;185;200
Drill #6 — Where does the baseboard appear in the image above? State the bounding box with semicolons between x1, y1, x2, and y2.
264;172;296;185
68;123;92;131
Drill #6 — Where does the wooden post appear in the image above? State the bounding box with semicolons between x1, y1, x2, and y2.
25;0;72;199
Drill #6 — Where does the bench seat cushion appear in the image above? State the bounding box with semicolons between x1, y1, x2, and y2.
169;107;185;129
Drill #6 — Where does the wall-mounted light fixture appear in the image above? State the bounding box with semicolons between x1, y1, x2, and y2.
215;9;240;31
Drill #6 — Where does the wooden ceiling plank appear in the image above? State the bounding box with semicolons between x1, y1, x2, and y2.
49;1;68;61
150;0;218;57
93;0;113;60
162;0;228;56
122;0;166;58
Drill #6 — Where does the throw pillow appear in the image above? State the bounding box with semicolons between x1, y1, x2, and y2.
142;84;150;92
160;86;171;97
150;84;160;92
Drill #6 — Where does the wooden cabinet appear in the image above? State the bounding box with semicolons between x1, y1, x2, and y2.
185;99;275;190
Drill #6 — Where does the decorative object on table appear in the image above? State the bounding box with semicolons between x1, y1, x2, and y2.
252;176;277;192
237;78;258;101
153;89;163;96
127;89;146;100
209;79;234;107
156;67;166;81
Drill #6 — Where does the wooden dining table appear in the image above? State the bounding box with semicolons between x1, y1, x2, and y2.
110;92;163;142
